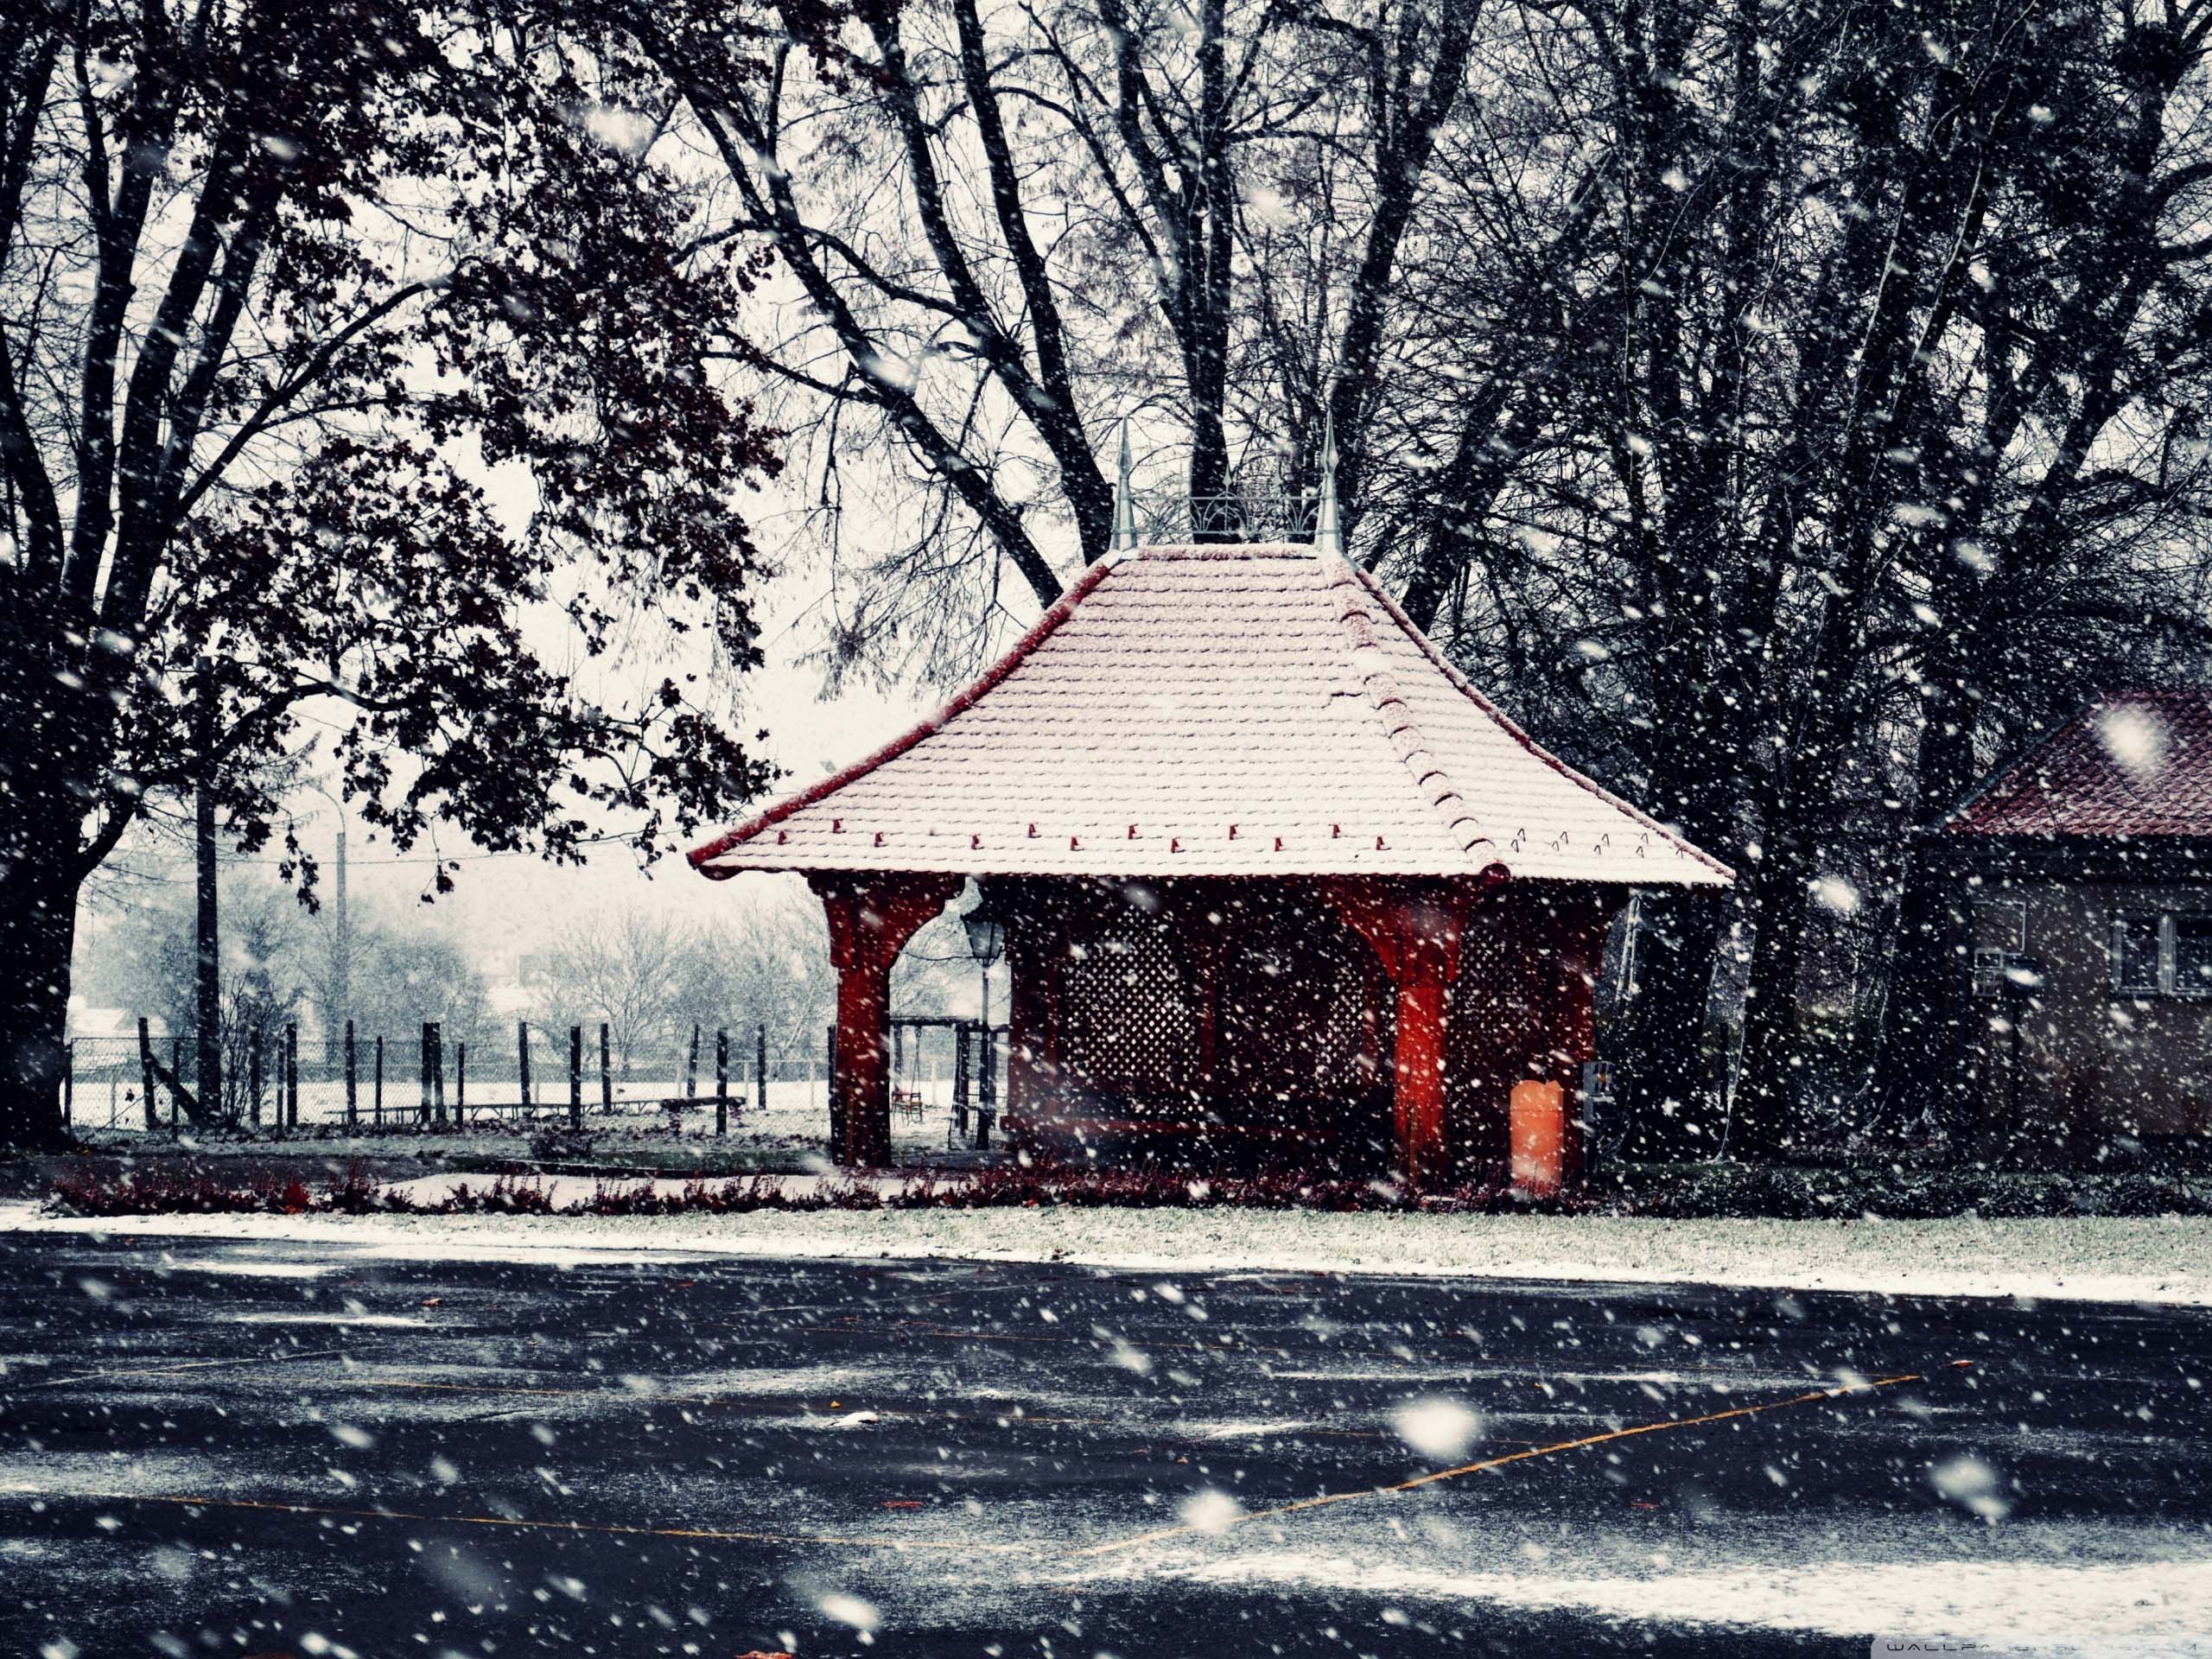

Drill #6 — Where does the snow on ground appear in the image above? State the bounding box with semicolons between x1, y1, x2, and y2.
69;1076;960;1156
1071;1533;2212;1650
6;1198;2211;1306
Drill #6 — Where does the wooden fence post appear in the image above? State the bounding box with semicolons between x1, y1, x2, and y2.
373;1035;385;1126
250;1031;263;1128
169;1033;182;1131
345;1020;358;1128
419;1022;434;1124
138;1018;157;1131
757;1025;768;1114
599;1023;612;1116
430;1022;447;1125
285;1024;298;1128
715;1028;728;1136
518;1022;533;1115
683;1022;701;1101
455;1040;467;1123
569;1025;582;1130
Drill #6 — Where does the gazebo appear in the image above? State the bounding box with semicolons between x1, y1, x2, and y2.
690;493;1730;1188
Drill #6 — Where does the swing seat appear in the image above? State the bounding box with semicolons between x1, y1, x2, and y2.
891;1087;926;1122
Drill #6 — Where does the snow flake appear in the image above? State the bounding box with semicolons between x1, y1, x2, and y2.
1179;1489;1244;1535
2098;706;2168;779
1929;1453;2011;1523
817;1592;880;1630
1391;1397;1482;1462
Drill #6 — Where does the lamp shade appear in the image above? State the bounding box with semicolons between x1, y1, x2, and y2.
962;906;1006;967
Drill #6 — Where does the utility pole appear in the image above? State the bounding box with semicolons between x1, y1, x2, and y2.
332;819;349;1065
309;782;351;1066
194;658;221;1119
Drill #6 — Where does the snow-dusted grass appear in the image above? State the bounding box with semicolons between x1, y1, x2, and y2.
6;1198;2210;1306
69;1076;957;1155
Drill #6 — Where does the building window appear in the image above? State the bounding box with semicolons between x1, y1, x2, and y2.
2114;914;2162;994
2177;917;2212;995
2111;911;2212;996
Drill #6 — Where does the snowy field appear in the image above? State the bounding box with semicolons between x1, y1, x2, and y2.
9;1195;2212;1307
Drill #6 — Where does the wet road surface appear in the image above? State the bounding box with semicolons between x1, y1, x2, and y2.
2;1229;2209;1656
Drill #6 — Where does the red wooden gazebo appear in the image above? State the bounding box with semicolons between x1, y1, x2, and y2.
690;543;1730;1188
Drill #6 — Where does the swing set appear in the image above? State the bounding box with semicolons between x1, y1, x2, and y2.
887;1015;1007;1149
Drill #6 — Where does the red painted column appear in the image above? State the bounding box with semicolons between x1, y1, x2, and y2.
1325;874;1503;1192
1392;952;1452;1192
810;872;963;1167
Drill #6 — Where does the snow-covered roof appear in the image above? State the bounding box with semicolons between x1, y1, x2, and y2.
690;546;1732;886
1942;687;2212;840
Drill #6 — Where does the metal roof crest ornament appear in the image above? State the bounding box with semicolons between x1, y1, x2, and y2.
1109;416;1141;556
1313;413;1343;559
1103;411;1342;552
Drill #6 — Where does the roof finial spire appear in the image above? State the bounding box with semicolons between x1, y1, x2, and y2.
1313;411;1343;558
1110;416;1140;555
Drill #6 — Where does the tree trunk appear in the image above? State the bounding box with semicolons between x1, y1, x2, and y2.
194;662;222;1119
1729;850;1813;1160
0;606;109;1151
1610;885;1725;1159
0;845;80;1150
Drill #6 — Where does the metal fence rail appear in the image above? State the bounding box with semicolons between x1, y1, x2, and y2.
59;1020;831;1136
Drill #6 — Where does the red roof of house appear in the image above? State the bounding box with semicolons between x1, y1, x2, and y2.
1942;688;2212;838
689;546;1732;885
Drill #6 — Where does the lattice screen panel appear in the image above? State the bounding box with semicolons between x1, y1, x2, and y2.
1061;929;1198;1099
1217;906;1374;1103
1448;902;1532;1161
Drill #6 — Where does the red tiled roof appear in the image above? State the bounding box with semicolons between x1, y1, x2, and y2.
1942;688;2212;838
689;546;1732;885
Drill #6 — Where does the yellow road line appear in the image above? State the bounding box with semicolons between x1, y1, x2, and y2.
1071;1361;1968;1559
12;1362;1968;1567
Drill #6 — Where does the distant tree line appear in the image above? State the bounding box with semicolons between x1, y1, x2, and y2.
73;874;977;1107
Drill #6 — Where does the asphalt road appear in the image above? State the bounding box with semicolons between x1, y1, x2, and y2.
2;1230;2209;1658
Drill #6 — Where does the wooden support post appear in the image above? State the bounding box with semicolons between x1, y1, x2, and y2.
63;1039;74;1129
169;1033;182;1131
455;1040;467;1122
518;1022;533;1115
599;1024;612;1116
344;1020;358;1128
138;1018;157;1132
430;1023;447;1124
1325;874;1504;1193
715;1028;728;1135
810;873;963;1167
569;1026;582;1129
419;1022;434;1124
756;1025;767;1114
285;1024;298;1129
374;1035;385;1125
250;1031;263;1127
953;1022;971;1141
